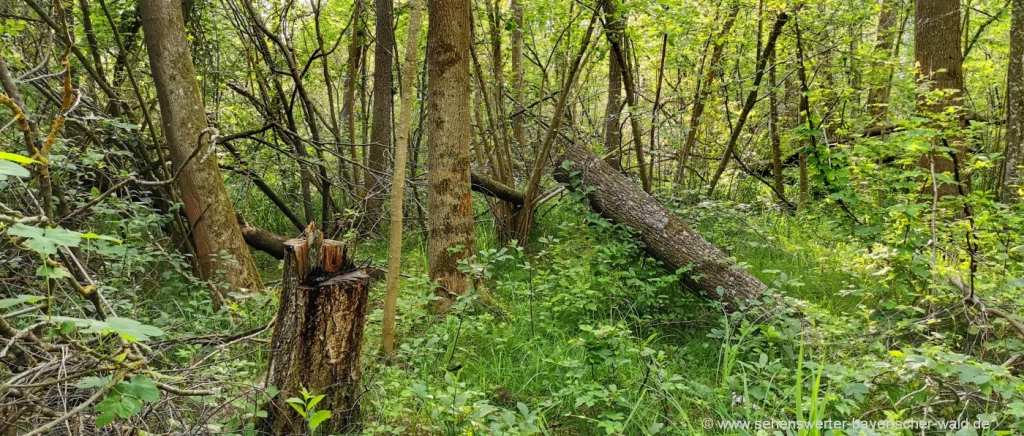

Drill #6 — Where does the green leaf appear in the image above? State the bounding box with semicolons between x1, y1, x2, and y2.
124;375;161;402
0;294;44;310
956;364;991;386
0;160;30;178
0;151;38;164
36;264;71;279
81;232;123;244
95;411;116;427
75;375;112;389
306;394;325;411
308;410;331;431
44;316;164;343
95;390;140;426
286;399;307;418
104;317;165;343
8;224;82;256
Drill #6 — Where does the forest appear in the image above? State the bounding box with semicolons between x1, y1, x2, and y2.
1;0;1023;433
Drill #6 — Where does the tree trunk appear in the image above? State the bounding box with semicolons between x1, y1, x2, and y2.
768;49;786;202
366;0;395;233
383;0;423;355
510;0;526;150
344;0;365;198
1003;0;1024;202
604;0;650;193
915;0;964;197
602;2;624;170
140;0;263;302
427;0;477;308
262;228;369;434
555;142;767;311
865;0;901;121
648;33;668;184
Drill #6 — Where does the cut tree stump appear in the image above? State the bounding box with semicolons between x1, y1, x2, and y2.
554;142;768;311
261;224;369;434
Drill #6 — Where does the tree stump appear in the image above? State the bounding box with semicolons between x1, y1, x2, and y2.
261;225;369;434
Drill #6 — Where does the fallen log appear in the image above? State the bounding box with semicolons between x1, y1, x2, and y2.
554;142;768;311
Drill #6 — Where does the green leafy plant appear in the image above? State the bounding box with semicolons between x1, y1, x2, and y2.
285;387;332;433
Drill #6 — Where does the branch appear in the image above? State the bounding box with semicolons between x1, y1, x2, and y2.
471;172;525;205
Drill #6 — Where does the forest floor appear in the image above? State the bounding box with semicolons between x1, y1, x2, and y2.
301;198;869;433
146;194;1013;435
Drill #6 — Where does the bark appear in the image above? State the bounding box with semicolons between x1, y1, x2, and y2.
383;0;423;355
262;228;369;434
1004;0;1024;202
555;142;767;311
915;0;964;197
674;4;740;186
140;0;263;300
366;0;396;232
79;0;104;76
648;33;668;184
0;57;51;219
485;0;512;184
239;0;319;224
707;13;789;195
794;25;810;210
427;0;477;307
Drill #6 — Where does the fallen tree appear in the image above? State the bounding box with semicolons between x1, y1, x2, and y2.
241;152;769;311
554;142;767;311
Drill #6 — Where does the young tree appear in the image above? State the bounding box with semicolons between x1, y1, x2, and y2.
344;0;365;198
366;0;395;232
707;12;788;195
510;0;526;149
604;0;650;192
768;49;785;202
674;3;739;186
426;0;477;308
1004;0;1024;202
382;0;424;355
140;0;263;301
